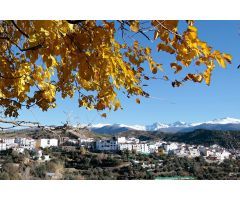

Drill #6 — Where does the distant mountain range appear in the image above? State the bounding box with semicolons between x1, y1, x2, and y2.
85;117;240;134
163;129;240;150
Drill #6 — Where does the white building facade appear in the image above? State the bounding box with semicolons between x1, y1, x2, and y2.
15;138;36;150
0;143;7;151
40;139;58;148
96;138;118;151
0;138;16;149
163;143;179;153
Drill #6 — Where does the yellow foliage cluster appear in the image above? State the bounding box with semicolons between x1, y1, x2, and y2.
152;20;232;86
0;20;232;117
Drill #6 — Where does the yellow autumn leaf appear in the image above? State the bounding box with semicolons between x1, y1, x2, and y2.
163;75;169;81
154;31;159;40
188;26;197;32
184;74;203;83
44;70;51;80
204;64;215;85
216;56;226;68
130;21;139;32
157;43;175;54
151;66;158;74
222;53;232;64
170;63;182;74
114;100;121;111
136;98;140;104
145;47;151;55
101;113;107;118
46;55;58;68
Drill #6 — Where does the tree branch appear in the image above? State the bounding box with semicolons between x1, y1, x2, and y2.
0;36;43;52
0;73;24;79
0;118;40;129
123;20;151;41
155;20;182;38
66;20;85;24
11;20;29;38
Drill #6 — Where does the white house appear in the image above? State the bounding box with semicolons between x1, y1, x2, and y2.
117;137;126;144
96;138;118;151
173;148;187;157
96;136;151;153
220;150;231;160
119;143;150;154
15;138;36;150
0;143;7;151
132;143;149;154
67;139;78;145
40;139;58;148
37;150;43;158
155;141;166;147
125;137;139;144
119;143;134;151
1;138;16;149
215;150;231;160
1;138;15;145
78;138;94;144
199;146;215;157
148;143;159;153
163;143;178;153
188;148;200;158
199;146;206;155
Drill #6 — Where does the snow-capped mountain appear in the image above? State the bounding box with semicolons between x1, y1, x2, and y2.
87;117;240;134
145;122;170;131
171;121;190;127
89;123;145;134
180;117;240;133
202;117;240;125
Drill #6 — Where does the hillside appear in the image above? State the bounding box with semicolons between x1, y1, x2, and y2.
163;129;240;149
116;129;240;150
118;130;161;141
0;126;103;140
2;126;240;150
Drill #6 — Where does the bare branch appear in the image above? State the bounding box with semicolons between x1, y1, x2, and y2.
0;118;40;130
0;73;24;79
0;36;43;52
123;20;151;41
11;20;29;38
66;20;85;25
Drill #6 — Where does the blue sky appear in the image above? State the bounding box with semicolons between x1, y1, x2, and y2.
18;20;240;126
